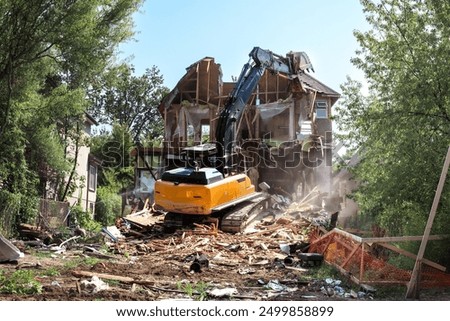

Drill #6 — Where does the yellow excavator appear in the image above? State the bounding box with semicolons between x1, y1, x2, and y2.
154;47;314;232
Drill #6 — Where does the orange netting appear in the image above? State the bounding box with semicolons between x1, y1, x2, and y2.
308;228;450;288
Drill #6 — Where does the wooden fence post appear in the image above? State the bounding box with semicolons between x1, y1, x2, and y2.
405;146;450;299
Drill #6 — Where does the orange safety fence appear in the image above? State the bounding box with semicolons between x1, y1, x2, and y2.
308;228;450;288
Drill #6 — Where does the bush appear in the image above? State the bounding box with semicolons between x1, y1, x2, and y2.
94;186;122;226
70;205;101;232
0;190;39;236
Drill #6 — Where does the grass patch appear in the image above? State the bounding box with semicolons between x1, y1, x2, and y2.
63;256;102;270
104;279;120;287
33;251;54;259
41;267;61;277
301;263;343;281
176;281;210;301
371;285;405;300
0;270;43;295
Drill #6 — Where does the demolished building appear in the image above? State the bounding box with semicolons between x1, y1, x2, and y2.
135;49;340;207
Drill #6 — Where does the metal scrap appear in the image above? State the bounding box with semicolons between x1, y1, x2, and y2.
0;234;24;262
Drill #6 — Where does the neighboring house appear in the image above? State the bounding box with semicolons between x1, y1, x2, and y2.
65;113;101;216
40;113;100;225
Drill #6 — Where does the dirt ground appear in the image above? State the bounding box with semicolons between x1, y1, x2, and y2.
1;212;449;301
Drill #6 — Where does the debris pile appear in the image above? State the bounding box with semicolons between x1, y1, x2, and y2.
0;196;381;301
59;205;371;301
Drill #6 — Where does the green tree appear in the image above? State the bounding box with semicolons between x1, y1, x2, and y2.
90;124;135;221
335;0;450;246
0;0;143;234
88;63;168;142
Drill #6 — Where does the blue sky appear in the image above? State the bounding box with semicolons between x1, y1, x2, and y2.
118;0;369;93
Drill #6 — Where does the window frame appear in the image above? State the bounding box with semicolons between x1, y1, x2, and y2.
88;164;97;192
315;101;329;119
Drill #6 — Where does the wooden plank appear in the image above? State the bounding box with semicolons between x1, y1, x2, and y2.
377;242;446;272
289;103;295;140
332;228;363;243
406;146;450;299
308;91;317;119
307;228;335;248
206;60;210;104
245;110;253;139
320;234;335;255
72;270;146;284
362;234;449;243
359;243;365;282
264;72;268;103
360;280;408;285
340;244;361;269
195;63;199;106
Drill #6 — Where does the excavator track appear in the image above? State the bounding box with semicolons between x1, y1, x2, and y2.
163;212;184;231
220;195;269;233
163;195;270;233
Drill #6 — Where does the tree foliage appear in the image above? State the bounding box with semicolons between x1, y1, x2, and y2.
90;123;135;221
88;63;168;143
0;0;143;234
335;0;450;242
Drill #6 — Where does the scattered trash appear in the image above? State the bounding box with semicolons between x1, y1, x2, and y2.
250;259;270;266
207;287;238;298
101;226;124;242
321;286;335;297
283;255;295;266
357;291;368;299
189;253;209;273
51;281;61;288
264;279;287;292
325;278;341;286
80;276;109;293
226;244;241;252
334;286;345;296
315;278;372;300
237;267;256;275
349;289;358;298
360;283;377;294
298;253;323;267
279;243;291;255
49;245;65;254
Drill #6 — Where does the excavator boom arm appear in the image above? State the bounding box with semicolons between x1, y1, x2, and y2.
215;47;313;173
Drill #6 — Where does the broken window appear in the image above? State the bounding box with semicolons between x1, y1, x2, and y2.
201;122;210;143
315;101;328;119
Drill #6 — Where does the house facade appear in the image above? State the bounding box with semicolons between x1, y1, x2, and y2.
40;113;100;225
65;113;101;216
